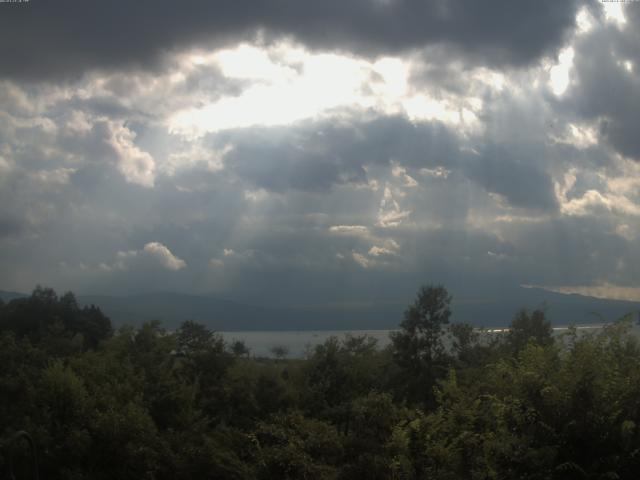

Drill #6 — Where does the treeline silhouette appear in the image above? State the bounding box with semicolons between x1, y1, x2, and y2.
1;285;639;479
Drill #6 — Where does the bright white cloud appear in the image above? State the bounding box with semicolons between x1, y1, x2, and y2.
575;7;595;34
548;47;574;96
104;243;186;271
391;162;418;187
213;44;300;81
602;2;627;27
377;186;411;228
142;242;187;270
169;44;373;137
57;243;187;283
551;154;640;221
106;121;156;187
369;245;396;257
551;123;598;149
329;225;370;236
163;143;230;175
420;166;450;179
352;251;371;268
168;42;487;138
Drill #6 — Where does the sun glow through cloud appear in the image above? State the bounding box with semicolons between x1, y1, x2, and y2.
168;43;485;138
549;47;574;96
170;44;374;136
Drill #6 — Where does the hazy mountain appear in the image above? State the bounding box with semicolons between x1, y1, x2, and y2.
452;286;640;329
80;287;640;330
0;290;27;302
76;292;402;331
76;288;640;330
2;287;638;331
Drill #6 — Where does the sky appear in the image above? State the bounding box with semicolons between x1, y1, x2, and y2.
1;0;639;308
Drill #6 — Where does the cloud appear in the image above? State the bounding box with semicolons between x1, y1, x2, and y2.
102;121;156;187
3;2;640;308
104;243;186;272
329;225;370;236
420;166;450;178
29;168;76;189
142;242;187;270
0;0;580;80
0;216;26;240
392;162;418;187
209;258;225;268
559;6;640;160
352;252;371;268
463;145;559;212
559;189;640;217
377;186;411;227
213;115;460;193
211;110;564;213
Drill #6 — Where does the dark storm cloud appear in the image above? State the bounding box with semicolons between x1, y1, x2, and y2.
216;116;459;193
215;115;559;212
223;135;358;193
501;214;640;288
0;0;579;79
464;145;559;212
0;216;25;239
561;7;640;161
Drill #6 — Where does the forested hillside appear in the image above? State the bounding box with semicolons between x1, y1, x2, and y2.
1;286;640;479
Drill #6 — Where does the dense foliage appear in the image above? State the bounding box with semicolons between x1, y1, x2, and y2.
1;286;640;479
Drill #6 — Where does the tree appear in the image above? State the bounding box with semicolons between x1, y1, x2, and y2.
176;320;219;356
449;322;477;356
341;392;410;479
270;345;289;360
391;285;452;406
255;412;342;480
0;287;112;351
507;309;554;354
231;340;250;357
73;303;112;350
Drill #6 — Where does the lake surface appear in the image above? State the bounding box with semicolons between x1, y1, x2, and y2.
220;324;614;358
220;329;395;358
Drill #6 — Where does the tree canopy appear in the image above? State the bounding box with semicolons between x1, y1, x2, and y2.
1;285;639;479
390;284;452;405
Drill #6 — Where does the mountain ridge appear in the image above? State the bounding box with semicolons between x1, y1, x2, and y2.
2;287;639;331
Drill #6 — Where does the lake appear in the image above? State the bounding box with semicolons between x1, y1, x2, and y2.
220;329;395;358
220;324;612;358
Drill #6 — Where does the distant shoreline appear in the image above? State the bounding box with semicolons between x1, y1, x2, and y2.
219;323;638;358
